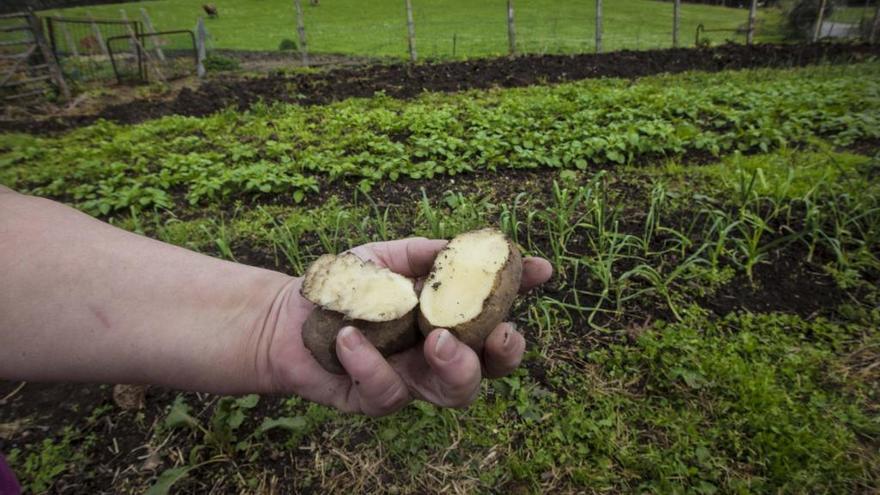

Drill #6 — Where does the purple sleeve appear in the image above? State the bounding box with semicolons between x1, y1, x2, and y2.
0;454;21;495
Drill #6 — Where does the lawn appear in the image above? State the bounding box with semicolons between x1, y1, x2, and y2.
828;5;877;24
42;0;781;59
1;60;878;493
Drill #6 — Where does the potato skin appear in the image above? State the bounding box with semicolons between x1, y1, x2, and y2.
418;239;523;351
302;308;419;374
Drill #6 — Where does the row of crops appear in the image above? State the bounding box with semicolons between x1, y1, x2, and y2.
1;63;879;217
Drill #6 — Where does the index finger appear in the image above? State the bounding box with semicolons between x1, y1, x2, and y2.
520;257;553;293
371;237;448;278
368;239;552;290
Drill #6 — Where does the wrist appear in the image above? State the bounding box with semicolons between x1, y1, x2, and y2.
232;274;314;395
141;267;299;395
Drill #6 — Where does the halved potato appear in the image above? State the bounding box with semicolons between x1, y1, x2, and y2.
418;228;523;350
302;308;417;375
301;253;418;322
301;253;419;374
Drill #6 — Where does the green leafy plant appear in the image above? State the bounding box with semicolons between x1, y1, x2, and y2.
278;38;299;52
204;54;241;72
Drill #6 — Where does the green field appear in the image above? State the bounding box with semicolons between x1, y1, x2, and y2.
1;61;879;492
828;5;877;24
43;0;781;59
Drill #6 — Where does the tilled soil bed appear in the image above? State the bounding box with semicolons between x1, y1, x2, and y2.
2;42;879;135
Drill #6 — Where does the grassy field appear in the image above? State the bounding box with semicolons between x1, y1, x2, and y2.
1;62;878;493
43;0;782;59
828;5;877;24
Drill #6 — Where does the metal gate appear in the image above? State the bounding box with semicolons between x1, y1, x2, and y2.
46;16;141;83
1;12;68;105
107;30;197;84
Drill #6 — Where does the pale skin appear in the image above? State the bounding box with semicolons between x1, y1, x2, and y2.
0;185;553;416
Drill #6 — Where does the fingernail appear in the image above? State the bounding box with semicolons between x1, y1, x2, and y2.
339;326;363;352
434;329;458;362
504;323;517;349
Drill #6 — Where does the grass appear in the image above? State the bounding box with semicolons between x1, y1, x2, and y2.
3;144;880;492
42;0;783;59
828;5;877;25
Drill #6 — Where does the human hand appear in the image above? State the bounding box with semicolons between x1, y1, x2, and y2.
261;237;552;416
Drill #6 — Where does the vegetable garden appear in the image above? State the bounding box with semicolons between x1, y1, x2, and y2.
1;47;879;493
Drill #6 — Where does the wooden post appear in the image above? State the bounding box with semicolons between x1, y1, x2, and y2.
27;12;70;100
293;0;309;66
595;0;603;53
0;45;37;88
119;9;136;54
405;0;416;62
139;8;166;62
121;9;165;83
56;17;79;57
507;0;516;55
812;0;827;42
870;5;880;44
87;12;110;58
673;0;681;47
196;17;207;78
747;0;757;45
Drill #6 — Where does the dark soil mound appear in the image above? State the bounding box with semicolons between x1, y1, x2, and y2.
3;42;878;135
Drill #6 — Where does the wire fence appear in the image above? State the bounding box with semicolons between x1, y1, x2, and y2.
28;1;880;67
814;0;878;40
46;16;140;83
107;30;197;83
1;14;42;103
44;13;199;85
1;12;68;106
0;14;30;51
287;0;879;62
4;0;875;94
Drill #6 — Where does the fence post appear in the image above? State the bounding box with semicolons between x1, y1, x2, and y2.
870;4;879;44
86;12;111;58
121;9;165;83
119;9;135;54
747;0;757;45
595;0;603;53
139;8;166;61
28;12;70;100
405;0;417;62
507;0;516;55
812;0;827;42
293;0;309;66
672;0;681;47
55;16;79;57
196;17;207;78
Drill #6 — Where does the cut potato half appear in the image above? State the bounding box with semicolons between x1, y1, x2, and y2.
418;228;523;350
301;253;418;322
302;308;417;375
300;253;421;374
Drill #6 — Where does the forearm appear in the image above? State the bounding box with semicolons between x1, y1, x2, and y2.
0;188;293;394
